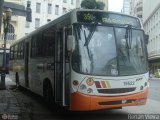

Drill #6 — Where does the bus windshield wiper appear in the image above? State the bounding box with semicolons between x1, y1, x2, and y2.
124;24;132;62
125;24;132;49
83;30;93;61
84;23;97;46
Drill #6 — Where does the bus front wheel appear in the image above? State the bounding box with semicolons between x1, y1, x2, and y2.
43;81;54;109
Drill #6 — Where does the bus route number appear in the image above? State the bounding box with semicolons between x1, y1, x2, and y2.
124;81;135;86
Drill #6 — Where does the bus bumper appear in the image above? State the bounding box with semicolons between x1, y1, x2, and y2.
70;89;148;111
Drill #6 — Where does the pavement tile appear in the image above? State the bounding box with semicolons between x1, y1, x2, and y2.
0;77;21;117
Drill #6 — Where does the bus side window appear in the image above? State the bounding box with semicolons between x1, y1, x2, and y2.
18;42;24;59
65;27;72;61
14;45;18;59
10;46;14;60
21;42;24;59
42;28;55;57
31;36;36;58
31;35;43;57
17;43;21;59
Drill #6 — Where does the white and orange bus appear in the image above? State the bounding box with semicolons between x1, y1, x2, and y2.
9;9;149;111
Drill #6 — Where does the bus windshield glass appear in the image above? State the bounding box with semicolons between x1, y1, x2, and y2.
72;24;148;76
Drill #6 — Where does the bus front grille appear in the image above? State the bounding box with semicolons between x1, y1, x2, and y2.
97;87;136;94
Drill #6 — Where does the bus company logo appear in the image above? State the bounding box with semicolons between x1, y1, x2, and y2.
1;114;8;120
95;81;111;88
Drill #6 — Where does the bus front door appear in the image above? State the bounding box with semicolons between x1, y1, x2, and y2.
55;30;63;104
55;27;70;107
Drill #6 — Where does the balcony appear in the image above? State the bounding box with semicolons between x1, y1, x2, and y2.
0;33;17;44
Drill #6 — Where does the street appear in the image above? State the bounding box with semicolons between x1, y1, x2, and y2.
1;76;160;120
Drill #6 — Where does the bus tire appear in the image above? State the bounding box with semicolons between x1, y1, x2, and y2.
43;81;54;109
15;72;19;87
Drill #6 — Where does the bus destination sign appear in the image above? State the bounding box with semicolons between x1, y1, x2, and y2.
77;11;141;28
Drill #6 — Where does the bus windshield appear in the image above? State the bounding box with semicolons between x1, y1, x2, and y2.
72;23;148;76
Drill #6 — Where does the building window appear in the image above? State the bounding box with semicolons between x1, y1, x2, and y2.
36;3;41;13
137;7;142;12
35;18;40;29
63;7;66;14
25;21;30;28
55;5;59;15
47;19;51;22
63;0;67;3
8;24;15;33
71;0;73;4
48;3;52;14
4;24;16;40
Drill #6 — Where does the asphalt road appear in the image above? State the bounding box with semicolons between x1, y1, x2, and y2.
6;77;160;120
148;78;160;101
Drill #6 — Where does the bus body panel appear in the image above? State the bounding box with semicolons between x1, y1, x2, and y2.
70;70;149;111
71;69;149;96
29;57;54;96
71;89;148;111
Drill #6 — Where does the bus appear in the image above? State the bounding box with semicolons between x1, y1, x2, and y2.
0;47;10;74
9;9;149;111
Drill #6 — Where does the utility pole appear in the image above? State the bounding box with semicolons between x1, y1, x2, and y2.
0;0;4;34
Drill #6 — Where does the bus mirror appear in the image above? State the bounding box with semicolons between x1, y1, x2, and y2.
67;35;75;51
145;34;149;44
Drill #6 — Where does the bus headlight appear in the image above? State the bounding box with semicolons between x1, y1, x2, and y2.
86;78;94;86
87;88;93;93
73;80;79;86
140;85;144;90
80;84;87;90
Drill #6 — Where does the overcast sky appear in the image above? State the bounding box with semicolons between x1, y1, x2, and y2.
108;0;123;12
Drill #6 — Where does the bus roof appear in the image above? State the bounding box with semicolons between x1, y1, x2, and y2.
11;9;142;46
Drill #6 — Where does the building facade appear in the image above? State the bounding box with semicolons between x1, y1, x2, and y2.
76;0;83;8
122;0;130;15
0;0;25;46
130;0;143;22
23;0;76;35
143;0;160;74
1;0;108;46
1;0;77;46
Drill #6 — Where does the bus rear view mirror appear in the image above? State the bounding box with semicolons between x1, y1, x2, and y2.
67;35;75;51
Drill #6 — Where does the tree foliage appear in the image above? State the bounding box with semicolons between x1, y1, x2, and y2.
96;1;105;10
81;0;105;10
81;0;97;9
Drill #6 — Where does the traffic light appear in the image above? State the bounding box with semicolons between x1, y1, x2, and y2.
26;1;32;22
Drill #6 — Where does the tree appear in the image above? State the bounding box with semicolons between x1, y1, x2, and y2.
96;1;105;10
81;0;97;9
81;0;105;10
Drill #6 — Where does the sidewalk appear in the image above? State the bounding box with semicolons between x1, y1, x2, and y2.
0;76;20;120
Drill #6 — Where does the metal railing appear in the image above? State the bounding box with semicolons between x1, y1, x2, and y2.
0;33;16;40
